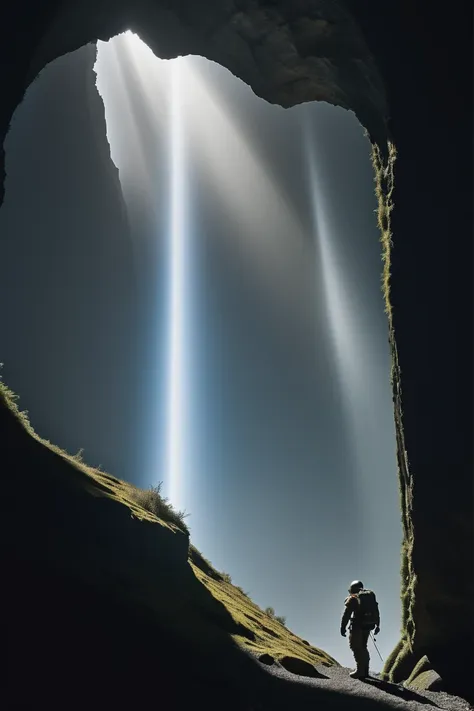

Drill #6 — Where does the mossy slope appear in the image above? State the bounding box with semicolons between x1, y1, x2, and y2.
189;547;336;668
2;378;336;709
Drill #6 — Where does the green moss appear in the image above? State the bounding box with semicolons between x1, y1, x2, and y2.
190;561;339;667
0;376;189;534
406;655;432;685
1;373;339;674
389;640;416;683
380;638;403;680
126;482;190;535
371;143;425;687
406;669;443;692
371;141;396;321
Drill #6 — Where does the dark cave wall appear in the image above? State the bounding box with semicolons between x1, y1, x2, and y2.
347;4;473;695
0;42;148;483
0;0;472;700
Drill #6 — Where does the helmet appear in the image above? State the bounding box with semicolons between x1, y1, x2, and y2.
349;580;364;594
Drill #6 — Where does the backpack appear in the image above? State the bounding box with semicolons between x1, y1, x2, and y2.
353;589;378;629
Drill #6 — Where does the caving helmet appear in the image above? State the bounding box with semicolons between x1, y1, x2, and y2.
349;580;364;594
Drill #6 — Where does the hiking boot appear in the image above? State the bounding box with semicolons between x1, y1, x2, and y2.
349;670;366;679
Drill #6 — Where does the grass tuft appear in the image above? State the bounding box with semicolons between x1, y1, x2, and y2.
126;482;190;536
265;606;287;627
0;371;189;535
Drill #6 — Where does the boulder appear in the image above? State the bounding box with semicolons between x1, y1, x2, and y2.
405;655;443;692
406;669;443;692
258;653;275;666
279;656;323;678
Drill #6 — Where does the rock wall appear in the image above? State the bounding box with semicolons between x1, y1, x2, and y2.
0;42;148;482
0;0;472;700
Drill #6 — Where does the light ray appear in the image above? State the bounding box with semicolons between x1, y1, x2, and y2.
96;36;316;338
303;110;380;521
304;112;361;401
166;57;187;509
95;36;155;201
180;60;314;317
94;33;321;504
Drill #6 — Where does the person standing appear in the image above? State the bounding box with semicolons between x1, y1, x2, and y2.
340;580;380;679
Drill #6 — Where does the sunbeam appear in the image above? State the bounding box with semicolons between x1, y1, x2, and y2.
178;57;315;324
304;112;361;403
166;57;187;510
303;109;377;522
99;34;316;330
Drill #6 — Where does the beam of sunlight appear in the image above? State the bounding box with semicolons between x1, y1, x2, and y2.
96;33;317;341
94;39;152;280
96;33;190;507
303;110;369;515
166;57;187;510
304;116;357;396
95;33;176;289
95;31;321;502
179;59;315;324
95;30;381;512
95;37;159;203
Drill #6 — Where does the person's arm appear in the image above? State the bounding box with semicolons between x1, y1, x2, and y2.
340;596;357;636
374;599;380;634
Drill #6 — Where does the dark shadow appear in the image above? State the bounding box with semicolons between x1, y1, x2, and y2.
3;389;434;711
3;390;415;711
259;672;431;711
363;676;440;707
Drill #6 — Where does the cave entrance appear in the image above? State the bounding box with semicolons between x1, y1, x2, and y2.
0;31;401;672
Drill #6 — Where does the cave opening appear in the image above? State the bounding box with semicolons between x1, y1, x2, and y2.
2;3;473;702
0;30;402;672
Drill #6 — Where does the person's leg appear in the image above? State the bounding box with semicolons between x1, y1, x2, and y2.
361;629;371;677
348;627;366;677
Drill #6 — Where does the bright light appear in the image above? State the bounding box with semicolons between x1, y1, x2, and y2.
304;116;356;394
166;57;187;510
96;34;190;507
304;110;377;511
178;59;314;325
94;33;317;504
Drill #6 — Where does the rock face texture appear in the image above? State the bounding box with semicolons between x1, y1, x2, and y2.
405;657;444;693
0;0;472;703
0;43;146;482
278;655;326;679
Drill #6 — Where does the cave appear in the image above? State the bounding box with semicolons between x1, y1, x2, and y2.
1;0;472;705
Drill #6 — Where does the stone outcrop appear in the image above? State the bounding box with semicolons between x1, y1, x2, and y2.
404;656;443;693
279;655;325;678
0;0;472;703
258;652;276;665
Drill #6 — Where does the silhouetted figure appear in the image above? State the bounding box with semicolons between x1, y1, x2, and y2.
340;580;380;679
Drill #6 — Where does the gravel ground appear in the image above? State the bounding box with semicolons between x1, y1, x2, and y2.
249;657;474;711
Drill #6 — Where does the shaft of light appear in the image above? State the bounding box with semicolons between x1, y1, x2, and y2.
304;112;369;411
176;58;315;330
304;111;380;533
166;58;186;510
305;117;352;389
